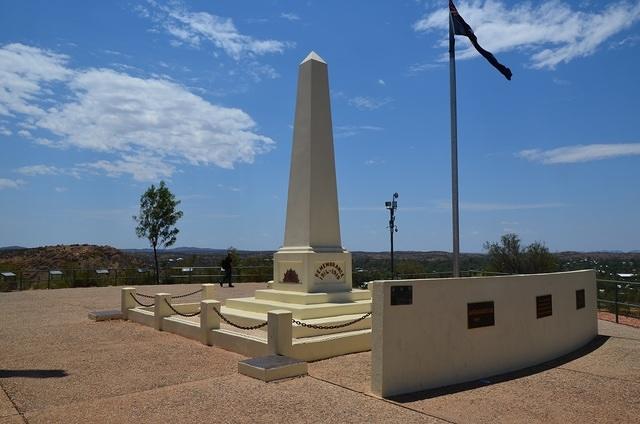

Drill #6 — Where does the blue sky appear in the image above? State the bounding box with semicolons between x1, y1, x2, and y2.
1;0;639;252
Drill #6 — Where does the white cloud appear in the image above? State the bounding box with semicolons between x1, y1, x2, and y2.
364;159;386;166
16;164;63;176
518;143;640;164
141;0;292;59
54;186;68;192
0;126;11;136
82;155;175;182
348;96;392;111
334;125;383;138
280;12;300;21
407;62;442;75
378;79;385;86
413;1;640;69
0;178;25;190
0;43;72;117
0;43;275;182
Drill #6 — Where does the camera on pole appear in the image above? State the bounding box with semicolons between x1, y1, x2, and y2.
385;193;398;279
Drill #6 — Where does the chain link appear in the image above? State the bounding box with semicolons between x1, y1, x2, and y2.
164;299;201;317
212;307;268;330
135;287;203;299
172;288;204;299
292;312;371;330
134;292;155;299
130;292;154;307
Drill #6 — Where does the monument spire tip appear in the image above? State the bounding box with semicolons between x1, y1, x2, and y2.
301;51;326;64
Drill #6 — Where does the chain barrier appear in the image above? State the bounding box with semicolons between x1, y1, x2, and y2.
135;287;203;299
130;292;154;307
212;307;268;330
292;312;372;330
172;288;204;299
164;299;201;317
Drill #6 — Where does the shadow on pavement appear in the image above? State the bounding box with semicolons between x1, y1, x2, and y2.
0;369;69;379
389;335;610;402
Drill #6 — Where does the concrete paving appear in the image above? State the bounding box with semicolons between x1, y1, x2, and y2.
1;284;639;423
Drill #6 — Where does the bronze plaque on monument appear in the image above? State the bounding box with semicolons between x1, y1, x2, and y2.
390;285;412;305
467;301;494;328
536;294;552;318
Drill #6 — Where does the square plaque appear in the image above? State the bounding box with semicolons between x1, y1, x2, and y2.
468;301;494;329
390;285;412;305
536;294;553;318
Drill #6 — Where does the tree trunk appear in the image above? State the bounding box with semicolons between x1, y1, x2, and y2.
153;244;160;285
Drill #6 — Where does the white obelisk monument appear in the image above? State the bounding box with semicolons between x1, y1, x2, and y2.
273;52;352;293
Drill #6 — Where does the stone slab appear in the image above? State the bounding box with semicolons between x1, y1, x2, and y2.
88;309;123;321
238;355;307;382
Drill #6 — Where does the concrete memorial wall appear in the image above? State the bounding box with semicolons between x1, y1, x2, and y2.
371;270;597;397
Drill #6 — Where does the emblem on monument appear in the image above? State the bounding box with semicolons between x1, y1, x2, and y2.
283;269;300;283
314;262;345;281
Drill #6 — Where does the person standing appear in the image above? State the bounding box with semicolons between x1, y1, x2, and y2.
220;252;234;287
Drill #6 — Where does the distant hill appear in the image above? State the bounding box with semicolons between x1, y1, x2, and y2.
0;246;27;252
0;244;145;271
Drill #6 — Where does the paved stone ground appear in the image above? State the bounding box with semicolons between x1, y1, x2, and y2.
1;284;639;423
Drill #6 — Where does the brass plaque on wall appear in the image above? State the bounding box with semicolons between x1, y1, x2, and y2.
468;301;494;329
576;289;585;309
390;285;412;305
536;294;553;318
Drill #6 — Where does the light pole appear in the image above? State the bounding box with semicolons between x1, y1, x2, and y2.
385;193;398;279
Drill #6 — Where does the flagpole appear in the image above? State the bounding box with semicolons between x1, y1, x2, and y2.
449;12;460;278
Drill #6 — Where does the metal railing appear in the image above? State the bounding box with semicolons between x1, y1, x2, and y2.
0;265;273;291
596;279;640;323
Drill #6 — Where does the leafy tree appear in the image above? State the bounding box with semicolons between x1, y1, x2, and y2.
484;233;557;274
133;181;183;284
524;241;557;274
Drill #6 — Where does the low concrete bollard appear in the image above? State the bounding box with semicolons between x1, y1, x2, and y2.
154;293;173;330
201;283;215;300
200;300;221;345
121;287;137;320
267;310;292;356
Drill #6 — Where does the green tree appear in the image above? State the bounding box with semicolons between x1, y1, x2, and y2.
484;233;556;274
133;181;183;284
523;241;557;273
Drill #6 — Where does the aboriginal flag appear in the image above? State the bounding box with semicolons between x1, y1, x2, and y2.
449;0;512;80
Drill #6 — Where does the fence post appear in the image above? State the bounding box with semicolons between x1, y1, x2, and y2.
154;293;173;330
121;287;137;320
267;310;292;356
200;299;220;345
615;284;620;324
201;283;215;300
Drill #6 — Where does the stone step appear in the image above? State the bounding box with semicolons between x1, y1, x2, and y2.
293;328;371;343
254;288;371;305
224;297;371;319
290;313;372;338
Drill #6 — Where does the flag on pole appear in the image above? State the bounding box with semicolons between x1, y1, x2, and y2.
449;0;512;80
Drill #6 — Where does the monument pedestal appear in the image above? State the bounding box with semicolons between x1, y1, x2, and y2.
273;247;352;293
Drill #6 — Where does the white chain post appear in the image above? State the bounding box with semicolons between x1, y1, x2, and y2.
200;300;221;345
268;310;293;356
201;283;215;300
154;293;172;330
121;287;137;320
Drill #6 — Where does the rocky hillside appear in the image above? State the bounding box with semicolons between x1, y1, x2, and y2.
0;244;145;271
